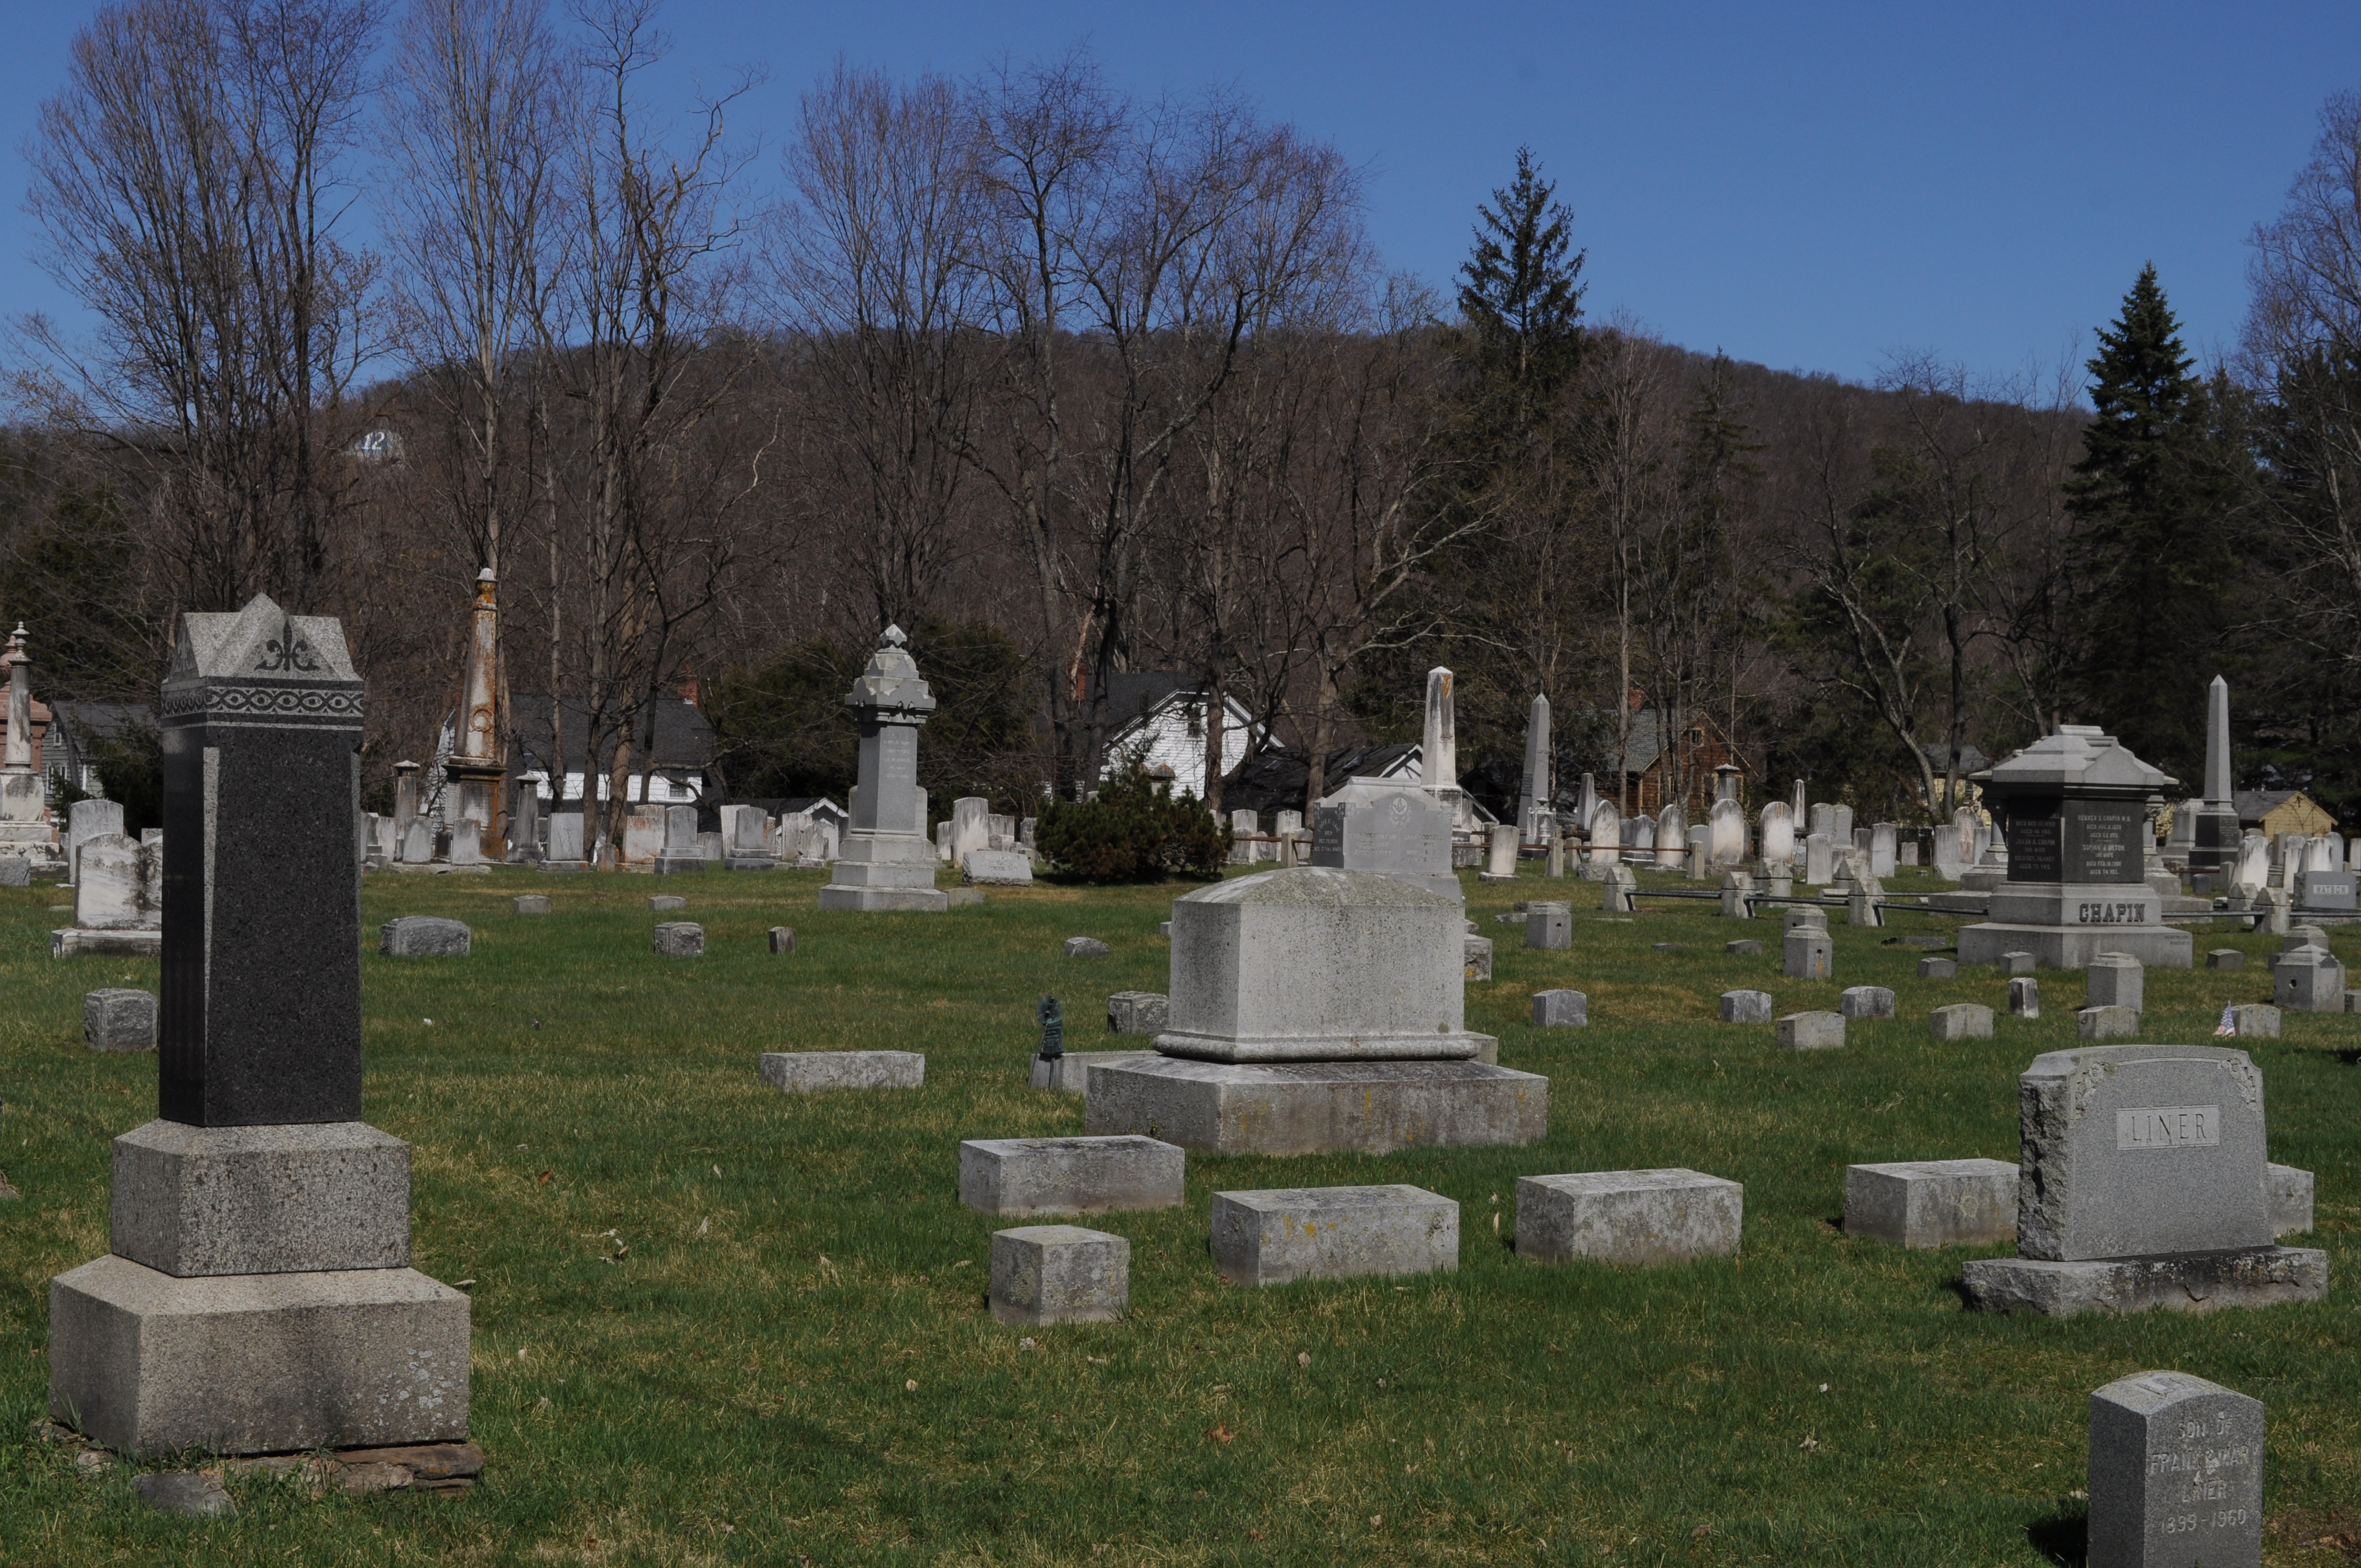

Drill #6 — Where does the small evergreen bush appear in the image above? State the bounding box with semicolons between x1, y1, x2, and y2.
1035;761;1230;883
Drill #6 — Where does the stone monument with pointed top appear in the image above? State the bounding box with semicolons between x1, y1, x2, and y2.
0;623;62;873
1517;694;1552;844
2189;674;2242;879
818;625;947;912
443;569;506;857
46;595;470;1457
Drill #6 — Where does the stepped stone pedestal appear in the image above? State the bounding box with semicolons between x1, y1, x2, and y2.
818;626;947;913
1087;867;1543;1155
47;597;469;1458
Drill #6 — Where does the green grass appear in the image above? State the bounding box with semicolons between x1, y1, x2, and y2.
0;863;2355;1566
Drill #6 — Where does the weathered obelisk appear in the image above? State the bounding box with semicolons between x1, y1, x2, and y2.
48;595;470;1456
1422;667;1465;829
2189;674;2240;876
1518;694;1552;843
443;569;506;855
0;623;59;870
818;625;948;912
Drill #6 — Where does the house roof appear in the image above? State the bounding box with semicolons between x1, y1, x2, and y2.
1223;742;1420;816
2235;789;2335;830
507;693;715;776
1921;743;1990;774
1102;683;1257;744
1599;709;1729;777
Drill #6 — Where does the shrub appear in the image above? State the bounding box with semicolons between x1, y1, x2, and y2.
1035;761;1230;883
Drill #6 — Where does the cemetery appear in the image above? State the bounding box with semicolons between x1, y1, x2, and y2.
0;619;2347;1562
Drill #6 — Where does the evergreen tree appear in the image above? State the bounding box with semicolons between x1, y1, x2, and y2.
1454;146;1586;433
2064;265;2245;776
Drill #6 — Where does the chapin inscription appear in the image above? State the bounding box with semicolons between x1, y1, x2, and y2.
2116;1106;2221;1151
2077;900;2150;925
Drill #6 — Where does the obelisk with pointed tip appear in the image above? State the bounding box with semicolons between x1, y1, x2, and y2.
2190;674;2240;875
443;568;506;854
1422;667;1465;828
48;595;470;1458
1518;694;1552;843
819;625;949;912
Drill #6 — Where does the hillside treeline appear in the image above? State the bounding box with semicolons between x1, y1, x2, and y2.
6;0;2361;831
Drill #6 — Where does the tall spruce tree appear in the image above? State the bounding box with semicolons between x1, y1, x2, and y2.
1455;146;1586;436
2064;265;2242;776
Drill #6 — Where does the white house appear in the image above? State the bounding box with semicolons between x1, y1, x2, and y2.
1098;674;1260;791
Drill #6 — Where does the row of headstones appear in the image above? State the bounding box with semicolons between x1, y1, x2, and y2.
2215;827;2359;907
363;802;837;871
935;799;1032;863
1223;808;1307;865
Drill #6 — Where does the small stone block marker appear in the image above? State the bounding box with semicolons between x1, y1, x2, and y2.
1783;928;1832;979
1726;938;1764;955
1514;1169;1742;1265
1999;951;2034;976
1105;992;1169;1035
1064;936;1109;959
379;916;470;957
1720;989;1772;1023
2088;1370;2262;1568
2229;1003;2280;1038
1650;941;1686;953
1030;1050;1152;1094
652;922;704;957
988;1225;1129;1325
1839;986;1895;1020
959;1136;1184;1216
759;1051;923;1092
1464;934;1494;981
512;895;550;916
2086;951;2145;1011
2010;977;2041;1017
1843;1159;2017;1249
1532;989;1587;1028
960;849;1034;888
1525;902;1571;950
84;988;157;1052
2274;945;2346;1011
1917;956;1957;979
2079;1004;2140;1040
2268;1163;2314;1236
648;895;686;911
2206;948;2244;970
1928;1003;1994;1041
1211;1185;1457;1286
769;926;795;954
1776;1011;1843;1050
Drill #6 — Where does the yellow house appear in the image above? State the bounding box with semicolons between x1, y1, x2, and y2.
2235;790;2338;839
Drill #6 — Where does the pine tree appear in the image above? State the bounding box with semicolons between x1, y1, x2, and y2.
1455;146;1586;433
2064;265;2244;776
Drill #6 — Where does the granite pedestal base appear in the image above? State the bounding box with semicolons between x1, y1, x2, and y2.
815;885;949;912
1957;888;2193;970
50;929;162;958
1083;1057;1546;1154
48;1255;470;1456
1960;1246;2326;1317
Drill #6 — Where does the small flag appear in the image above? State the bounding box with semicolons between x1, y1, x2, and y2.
2215;1001;2236;1037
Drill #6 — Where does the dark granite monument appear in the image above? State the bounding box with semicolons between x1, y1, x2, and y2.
47;596;472;1457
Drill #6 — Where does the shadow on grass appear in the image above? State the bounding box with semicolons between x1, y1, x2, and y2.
2025;1508;2087;1565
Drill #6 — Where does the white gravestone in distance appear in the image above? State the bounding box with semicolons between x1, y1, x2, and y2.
1708;797;1744;868
1655;803;1685;869
1758;801;1794;870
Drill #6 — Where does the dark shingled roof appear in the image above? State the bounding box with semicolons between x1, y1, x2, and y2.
505;693;715;778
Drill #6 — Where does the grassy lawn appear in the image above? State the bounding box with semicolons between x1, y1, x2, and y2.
0;862;2354;1565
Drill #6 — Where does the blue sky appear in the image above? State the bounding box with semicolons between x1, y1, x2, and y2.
3;2;2356;392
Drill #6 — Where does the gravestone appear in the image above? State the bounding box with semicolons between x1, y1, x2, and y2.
1927;1003;1993;1040
1810;803;1834;840
47;595;469;1458
951;797;992;863
1720;989;1772;1023
1783;927;1831;979
1533;989;1586;1028
1961;1044;2327;1316
1777;1011;1844;1050
53;831;162;955
2010;976;2041;1017
960;1136;1183;1216
769;926;795;954
447;820;482;867
653;922;704;957
1840;986;1895;1019
1211;1185;1457;1285
1601;862;1636;912
1845;1159;2017;1249
654;805;704;874
1514;1169;1743;1265
2088;1371;2262;1568
621;805;665;866
84;988;158;1052
513;895;550;915
987;1227;1130;1325
962;849;1033;886
1064;936;1109;958
67;798;123;885
1087;867;1543;1155
0;853;29;886
760;1051;924;1091
1481;822;1518;879
1653;803;1684;869
1517;693;1553;843
547;812;586;865
1758;801;1794;870
1524;902;1571;950
2086;952;2145;1012
2297;867;2356;911
1685;825;1710;879
1309;776;1459;901
1804;832;1834;885
382;916;471;957
2273;945;2345;1011
1708;797;1745;868
1831;804;1853;844
2079;1004;2140;1039
509;787;542;863
818;628;947;912
1584;802;1620;876
400;818;436;865
1869;822;1897;878
1957;726;2193;970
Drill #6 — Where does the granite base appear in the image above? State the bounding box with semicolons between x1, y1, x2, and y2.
48;1255;469;1456
1956;921;2193;970
815;885;949;912
1960;1246;2326;1317
50;929;162;958
1083;1057;1547;1154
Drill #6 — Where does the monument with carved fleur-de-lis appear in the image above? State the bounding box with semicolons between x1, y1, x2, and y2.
47;594;471;1458
818;625;947;912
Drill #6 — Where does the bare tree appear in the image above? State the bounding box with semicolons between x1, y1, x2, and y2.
774;61;986;636
21;0;385;616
